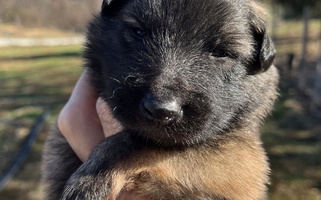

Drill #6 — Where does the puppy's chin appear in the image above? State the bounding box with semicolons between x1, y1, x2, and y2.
109;103;208;146
117;116;207;147
110;97;240;147
133;128;206;147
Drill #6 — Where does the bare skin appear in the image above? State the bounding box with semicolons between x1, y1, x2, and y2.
58;70;149;199
57;70;118;162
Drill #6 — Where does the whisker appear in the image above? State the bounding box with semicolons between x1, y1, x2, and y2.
106;76;121;84
106;87;122;99
112;106;118;112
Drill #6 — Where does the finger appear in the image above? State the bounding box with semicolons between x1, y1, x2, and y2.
96;97;124;138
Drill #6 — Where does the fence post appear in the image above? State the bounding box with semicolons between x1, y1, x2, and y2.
271;0;277;41
298;6;310;92
311;21;321;117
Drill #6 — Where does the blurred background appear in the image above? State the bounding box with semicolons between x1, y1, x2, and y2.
0;0;320;199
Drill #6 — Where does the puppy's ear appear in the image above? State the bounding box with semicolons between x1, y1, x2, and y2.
248;2;275;75
101;0;127;16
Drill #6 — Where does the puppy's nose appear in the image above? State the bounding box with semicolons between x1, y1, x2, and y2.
141;94;182;125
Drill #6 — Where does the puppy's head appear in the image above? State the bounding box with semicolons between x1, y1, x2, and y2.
85;0;278;146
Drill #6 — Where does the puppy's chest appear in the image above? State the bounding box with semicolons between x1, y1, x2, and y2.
103;139;268;200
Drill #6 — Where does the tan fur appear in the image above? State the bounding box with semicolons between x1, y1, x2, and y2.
103;127;270;200
42;1;279;200
103;65;278;200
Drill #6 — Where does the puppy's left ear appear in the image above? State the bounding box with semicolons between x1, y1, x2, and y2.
101;0;127;16
101;0;112;15
248;2;275;75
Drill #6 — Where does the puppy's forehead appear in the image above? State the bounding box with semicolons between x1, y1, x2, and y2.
122;0;249;27
120;0;253;57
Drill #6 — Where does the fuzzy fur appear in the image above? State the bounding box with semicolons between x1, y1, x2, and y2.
42;0;279;199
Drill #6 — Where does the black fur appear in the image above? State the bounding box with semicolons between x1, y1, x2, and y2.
85;0;273;146
42;0;278;199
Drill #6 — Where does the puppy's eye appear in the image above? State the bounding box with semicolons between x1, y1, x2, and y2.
131;27;146;38
211;49;228;58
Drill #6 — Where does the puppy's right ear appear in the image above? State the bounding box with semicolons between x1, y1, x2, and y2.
101;0;127;16
248;2;275;75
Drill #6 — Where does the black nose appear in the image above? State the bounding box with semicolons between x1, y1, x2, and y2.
141;94;183;125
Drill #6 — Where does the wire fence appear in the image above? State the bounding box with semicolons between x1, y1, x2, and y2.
272;6;321;117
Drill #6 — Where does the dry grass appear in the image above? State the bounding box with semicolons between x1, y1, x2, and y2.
0;19;320;200
264;19;321;200
262;93;321;200
0;24;80;38
273;19;321;61
0;45;83;200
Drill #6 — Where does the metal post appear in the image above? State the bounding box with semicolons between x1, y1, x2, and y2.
298;6;310;91
311;21;321;117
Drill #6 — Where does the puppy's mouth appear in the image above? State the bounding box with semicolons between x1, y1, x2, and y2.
107;91;210;146
132;103;203;146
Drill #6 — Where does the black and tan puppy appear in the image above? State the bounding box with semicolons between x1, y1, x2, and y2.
42;0;278;199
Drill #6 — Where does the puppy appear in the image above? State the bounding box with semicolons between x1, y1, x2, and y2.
42;0;278;199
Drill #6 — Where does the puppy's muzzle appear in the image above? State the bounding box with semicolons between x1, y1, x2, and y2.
141;94;183;125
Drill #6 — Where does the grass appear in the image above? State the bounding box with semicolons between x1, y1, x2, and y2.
263;19;321;198
262;94;321;200
272;19;321;61
0;23;79;38
0;45;83;200
0;19;320;200
0;45;82;111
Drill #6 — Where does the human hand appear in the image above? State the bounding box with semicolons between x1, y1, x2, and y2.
58;70;123;162
58;70;151;200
